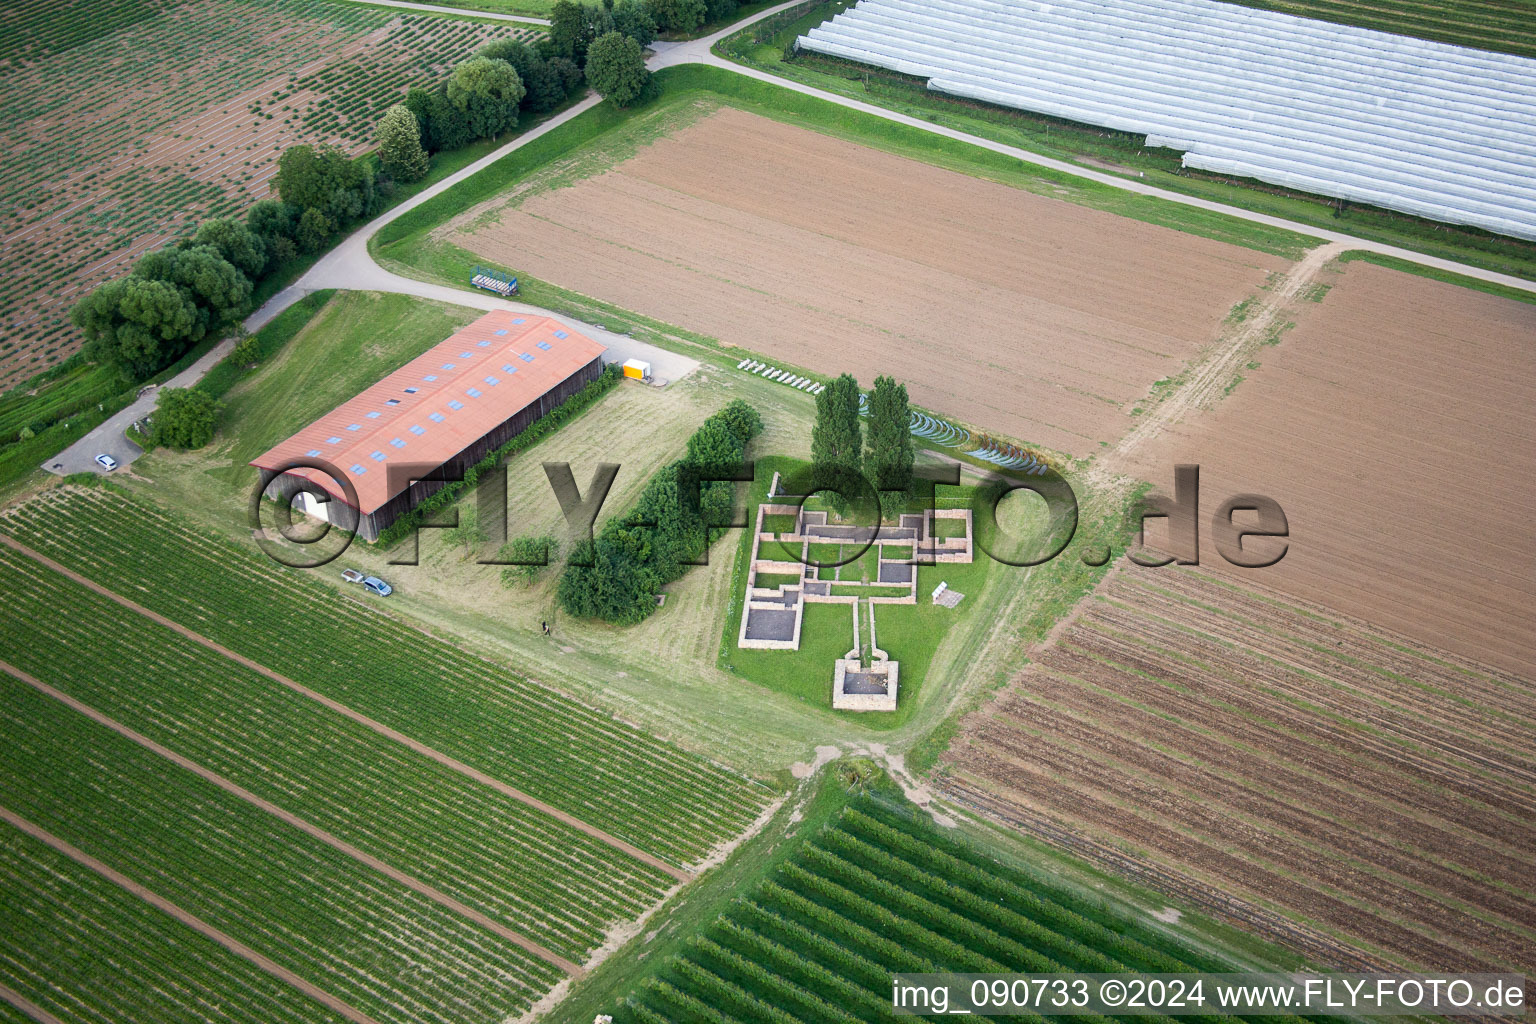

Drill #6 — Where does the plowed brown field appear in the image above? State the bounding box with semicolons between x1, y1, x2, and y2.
447;105;1282;457
1129;258;1536;677
1;0;526;386
942;567;1536;973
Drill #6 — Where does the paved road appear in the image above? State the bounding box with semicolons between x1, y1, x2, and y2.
43;335;241;477
48;0;1536;475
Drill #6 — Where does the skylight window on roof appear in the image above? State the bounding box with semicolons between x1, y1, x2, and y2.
520;352;534;362
409;424;425;436
460;351;473;358
347;424;361;431
351;464;367;475
477;340;490;348
386;399;401;406
390;438;406;449
484;376;499;386
429;412;445;423
448;400;464;410
441;363;456;370
404;387;419;394
366;411;381;419
513;318;526;324
306;449;322;458
553;330;568;339
537;340;552;351
494;329;508;336
371;451;386;462
424;375;438;382
326;436;341;444
466;388;482;398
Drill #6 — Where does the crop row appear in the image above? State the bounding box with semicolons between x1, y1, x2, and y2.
614;798;1295;1024
2;487;768;865
0;549;671;961
0;825;350;1024
0;674;562;1024
1221;0;1536;59
0;0;514;383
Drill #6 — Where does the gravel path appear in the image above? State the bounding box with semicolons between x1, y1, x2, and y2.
48;0;1536;475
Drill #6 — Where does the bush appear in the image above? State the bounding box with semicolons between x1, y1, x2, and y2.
499;536;561;587
649;0;706;33
557;398;760;623
295;207;333;253
150;387;220;450
446;56;526;140
228;332;261;369
585;32;650;107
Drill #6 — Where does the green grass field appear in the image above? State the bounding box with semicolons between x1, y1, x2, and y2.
0;546;674;961
0;825;355;1024
719;5;1536;282
722;459;1007;728
0;673;563;1024
0;485;768;867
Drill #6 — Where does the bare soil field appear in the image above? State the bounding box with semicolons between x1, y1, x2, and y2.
1129;258;1536;677
446;104;1283;457
0;0;527;386
942;566;1536;973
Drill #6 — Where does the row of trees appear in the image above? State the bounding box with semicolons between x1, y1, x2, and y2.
558;399;762;623
68;16;657;441
70;144;387;384
551;0;741;43
812;373;913;518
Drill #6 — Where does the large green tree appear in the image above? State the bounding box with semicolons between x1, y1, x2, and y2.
71;277;199;379
192;217;267;279
648;0;705;33
150;387;220;450
864;374;913;519
612;0;657;45
446;56;526;140
375;104;429;182
272;145;377;225
136;244;251;329
584;31;649;107
811;373;863;511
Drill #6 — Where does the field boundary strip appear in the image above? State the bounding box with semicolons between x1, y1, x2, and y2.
0;533;693;884
0;983;65;1024
0;805;384;1024
0;657;583;976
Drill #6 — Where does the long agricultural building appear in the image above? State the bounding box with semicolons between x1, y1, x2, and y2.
253;310;606;541
799;0;1536;241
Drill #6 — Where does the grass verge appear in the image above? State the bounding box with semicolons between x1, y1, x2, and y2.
372;64;1322;261
718;1;1536;281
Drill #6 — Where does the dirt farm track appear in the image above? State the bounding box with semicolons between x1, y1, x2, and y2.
448;104;1281;458
1133;258;1536;677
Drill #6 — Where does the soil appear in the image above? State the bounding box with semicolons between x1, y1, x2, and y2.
942;566;1536;973
0;3;513;387
450;106;1282;458
1129;258;1536;677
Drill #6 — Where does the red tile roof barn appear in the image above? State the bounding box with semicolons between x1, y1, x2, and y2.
251;310;606;515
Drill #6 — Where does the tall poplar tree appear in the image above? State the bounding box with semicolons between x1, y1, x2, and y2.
811;373;863;514
865;375;913;519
